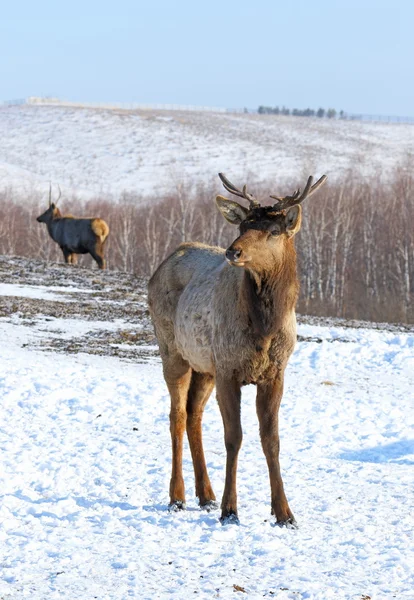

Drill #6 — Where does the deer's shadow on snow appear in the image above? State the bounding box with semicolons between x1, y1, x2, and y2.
339;439;414;465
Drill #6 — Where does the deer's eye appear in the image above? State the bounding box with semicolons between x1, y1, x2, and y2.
270;228;280;236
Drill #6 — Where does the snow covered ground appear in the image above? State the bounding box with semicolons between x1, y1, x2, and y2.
1;104;414;201
0;263;413;599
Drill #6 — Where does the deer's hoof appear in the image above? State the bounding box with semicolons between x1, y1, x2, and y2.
200;500;219;512
168;500;186;512
275;517;298;529
220;513;240;526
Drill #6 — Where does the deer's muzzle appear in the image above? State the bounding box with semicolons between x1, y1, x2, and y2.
225;247;251;266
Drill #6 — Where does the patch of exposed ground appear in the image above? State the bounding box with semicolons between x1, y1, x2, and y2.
0;255;412;362
296;314;413;334
0;255;157;361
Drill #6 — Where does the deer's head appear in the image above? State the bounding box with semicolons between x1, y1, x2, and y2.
216;173;327;274
37;184;62;223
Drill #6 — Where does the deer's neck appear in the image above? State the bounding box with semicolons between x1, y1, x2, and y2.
46;215;62;241
241;241;299;339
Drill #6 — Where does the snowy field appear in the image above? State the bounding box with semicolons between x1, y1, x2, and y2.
0;258;413;599
1;105;414;200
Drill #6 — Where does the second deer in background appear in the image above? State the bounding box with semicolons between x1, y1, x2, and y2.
36;185;109;269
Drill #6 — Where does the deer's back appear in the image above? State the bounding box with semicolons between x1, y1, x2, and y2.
51;217;103;249
148;242;235;373
149;241;227;314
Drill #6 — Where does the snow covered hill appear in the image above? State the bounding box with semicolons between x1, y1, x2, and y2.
1;104;414;201
0;256;413;599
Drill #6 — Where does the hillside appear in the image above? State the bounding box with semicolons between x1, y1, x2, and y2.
0;255;413;599
1;104;414;200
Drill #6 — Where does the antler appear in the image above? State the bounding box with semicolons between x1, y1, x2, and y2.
270;175;327;211
48;183;62;206
218;173;260;208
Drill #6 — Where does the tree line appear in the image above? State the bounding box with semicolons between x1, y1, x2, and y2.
0;163;413;324
258;106;344;119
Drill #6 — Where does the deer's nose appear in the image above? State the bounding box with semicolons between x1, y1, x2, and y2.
225;248;242;262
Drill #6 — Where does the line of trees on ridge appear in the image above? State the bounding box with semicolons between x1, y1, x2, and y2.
258;106;345;119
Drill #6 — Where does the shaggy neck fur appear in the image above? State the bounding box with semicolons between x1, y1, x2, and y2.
240;239;299;339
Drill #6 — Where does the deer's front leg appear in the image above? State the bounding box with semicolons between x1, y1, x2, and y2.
256;376;296;527
61;247;71;264
216;377;242;524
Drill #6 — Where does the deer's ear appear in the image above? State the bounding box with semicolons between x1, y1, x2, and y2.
285;205;302;236
216;195;248;225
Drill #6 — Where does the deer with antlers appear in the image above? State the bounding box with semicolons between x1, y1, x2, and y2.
148;172;327;526
36;185;109;269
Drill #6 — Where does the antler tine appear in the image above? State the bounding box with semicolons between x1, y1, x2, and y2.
218;172;259;208
270;175;327;211
48;182;52;207
307;174;328;198
270;188;301;203
295;176;314;203
218;172;244;198
56;184;62;205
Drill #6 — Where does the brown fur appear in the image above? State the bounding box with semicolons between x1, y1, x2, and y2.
91;218;110;243
148;180;323;526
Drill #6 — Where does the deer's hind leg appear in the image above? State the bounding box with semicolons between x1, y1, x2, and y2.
162;350;192;510
186;372;217;510
89;245;105;270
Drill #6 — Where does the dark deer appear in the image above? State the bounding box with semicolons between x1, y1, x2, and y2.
37;186;109;269
148;172;327;526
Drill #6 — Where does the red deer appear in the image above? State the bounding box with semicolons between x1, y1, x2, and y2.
36;186;109;269
148;172;327;526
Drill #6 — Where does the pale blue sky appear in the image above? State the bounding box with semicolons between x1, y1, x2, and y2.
1;0;413;115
